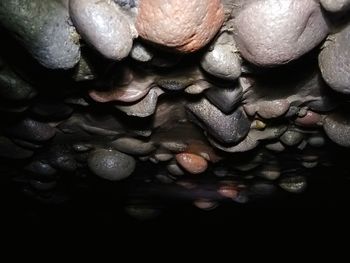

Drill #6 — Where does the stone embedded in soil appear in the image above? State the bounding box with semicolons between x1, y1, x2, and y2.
88;149;136;181
136;0;225;53
234;0;329;67
175;153;208;174
69;0;135;60
319;23;350;94
0;0;80;69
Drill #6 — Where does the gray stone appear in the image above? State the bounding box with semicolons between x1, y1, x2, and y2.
320;0;350;12
0;0;80;69
130;42;153;62
280;130;304;146
70;0;135;60
279;176;307;193
324;112;350;147
88;149;136;181
110;137;155;155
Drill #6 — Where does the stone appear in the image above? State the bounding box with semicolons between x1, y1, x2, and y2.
201;32;241;80
0;67;36;101
176;153;208;174
204;85;243;114
0;136;33;159
295;111;322;127
4;118;56;142
280;130;304;146
308;135;326;148
0;0;80;69
88;149;136;181
110;137;155;155
279;176;307;193
324;112;350;147
167;162;185;176
320;0;350;12
130;42;153;62
193;199;218;210
69;0;135;60
244;100;290;119
186;98;250;144
218;184;238;199
319;24;350;94
136;0;225;53
25;161;57;176
234;0;329;67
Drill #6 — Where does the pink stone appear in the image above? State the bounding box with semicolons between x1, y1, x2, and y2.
136;0;225;53
176;153;208;174
295;111;322;127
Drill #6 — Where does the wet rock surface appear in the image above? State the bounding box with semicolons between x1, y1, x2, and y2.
1;0;350;216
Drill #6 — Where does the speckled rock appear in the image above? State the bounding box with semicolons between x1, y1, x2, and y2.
234;0;329;67
0;0;80;69
136;0;225;53
88;149;136;181
324;112;350;147
69;0;136;60
319;23;350;94
201;32;241;80
320;0;350;12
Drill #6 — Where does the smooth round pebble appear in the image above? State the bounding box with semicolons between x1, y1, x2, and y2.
176;153;208;174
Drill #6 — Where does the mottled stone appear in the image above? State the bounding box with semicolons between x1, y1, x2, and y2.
130;42;153;62
319;24;350;94
205;85;243;114
110;137;155;155
187;98;250;144
279;176;307;193
324;112;350;147
176;153;208;174
69;0;135;60
235;0;329;67
320;0;350;12
280;130;304;146
0;67;36;101
136;0;225;53
88;149;136;181
201;32;241;80
0;0;80;69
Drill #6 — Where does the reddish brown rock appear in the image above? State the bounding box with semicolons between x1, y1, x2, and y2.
136;0;225;53
218;184;238;199
176;153;208;174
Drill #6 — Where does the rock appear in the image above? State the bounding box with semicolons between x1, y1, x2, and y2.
295;111;322;127
244;100;290;119
176;153;208;174
218;184;238;199
201;32;241;80
184;81;211;94
4;118;56;142
193;199;218;210
279;176;307;193
280;130;304;146
30;102;73;120
69;0;135;60
88;149;136;181
136;0;225;53
234;0;329;67
308;134;326;147
166;162;185;176
116;89;159;117
186;98;250;144
259;164;281;180
130;42;153;62
265;141;286;152
319;24;350;94
25;161;57;176
110;137;155;155
324;112;350;147
0;0;80;69
114;0;138;9
204;85;243;114
0;67;36;101
320;0;350;12
0;136;33;159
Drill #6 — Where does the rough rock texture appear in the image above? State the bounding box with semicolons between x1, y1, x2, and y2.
234;0;329;67
136;0;225;53
320;0;350;12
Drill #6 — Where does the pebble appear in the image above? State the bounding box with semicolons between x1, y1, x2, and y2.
136;0;225;53
187;99;251;144
166;162;185;176
0;136;33;159
88;149;136;181
308;135;326;148
295;111;322;127
319;23;350;94
279;176;307;194
234;0;329;67
259;164;281;181
25;161;57;176
69;0;135;60
175;153;208;174
218;184;238;199
324;112;350;147
110;137;155;155
265;141;286;152
193;199;218;211
201;32;242;81
130;42;154;62
244;100;290;119
0;0;80;69
280;130;304;146
320;0;350;12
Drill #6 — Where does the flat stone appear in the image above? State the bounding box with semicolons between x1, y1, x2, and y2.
324;112;350;147
70;0;135;60
234;0;329;67
201;33;241;80
110;137;155;155
176;153;208;174
136;0;225;53
319;23;350;94
88;149;136;181
0;0;80;69
186;98;251;144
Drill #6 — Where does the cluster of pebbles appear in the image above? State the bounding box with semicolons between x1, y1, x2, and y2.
1;0;350;217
